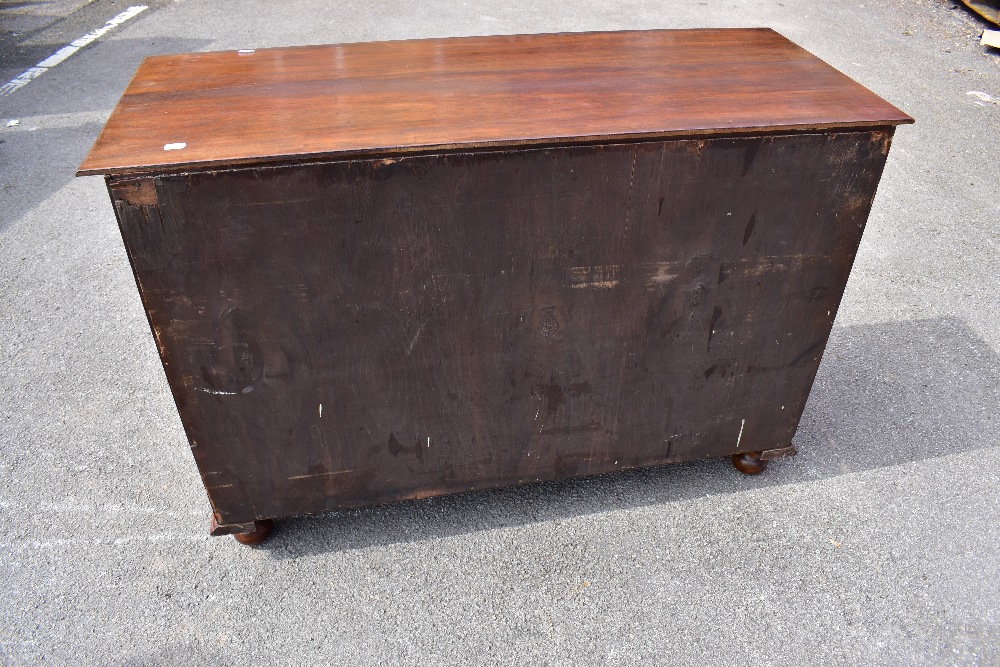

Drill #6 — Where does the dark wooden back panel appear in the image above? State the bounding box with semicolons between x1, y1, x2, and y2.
110;131;892;524
80;29;911;176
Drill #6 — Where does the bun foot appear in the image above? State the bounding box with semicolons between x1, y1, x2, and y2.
233;520;274;545
732;451;768;475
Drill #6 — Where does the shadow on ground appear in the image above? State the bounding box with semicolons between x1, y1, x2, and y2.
259;315;1000;558
0;37;211;233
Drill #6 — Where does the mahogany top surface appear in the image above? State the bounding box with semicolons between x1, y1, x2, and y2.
78;28;912;176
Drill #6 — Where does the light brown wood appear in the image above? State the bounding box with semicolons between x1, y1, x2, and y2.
78;29;912;176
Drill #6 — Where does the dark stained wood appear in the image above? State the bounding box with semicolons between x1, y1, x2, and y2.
107;130;894;526
78;29;912;176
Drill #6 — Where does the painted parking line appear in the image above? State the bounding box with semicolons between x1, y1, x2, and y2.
0;5;148;98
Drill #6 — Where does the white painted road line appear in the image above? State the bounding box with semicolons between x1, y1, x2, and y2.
0;5;148;98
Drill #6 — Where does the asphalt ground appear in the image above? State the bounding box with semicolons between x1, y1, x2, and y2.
1;0;998;665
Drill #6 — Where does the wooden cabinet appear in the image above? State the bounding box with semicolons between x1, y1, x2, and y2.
79;29;912;543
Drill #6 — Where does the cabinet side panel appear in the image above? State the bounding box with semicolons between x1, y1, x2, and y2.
107;176;253;522
126;131;892;524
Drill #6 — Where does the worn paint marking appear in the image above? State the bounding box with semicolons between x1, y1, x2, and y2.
707;306;723;352
967;90;1000;106
571;279;619;289
647;263;679;286
286;470;356;480
406;321;428;355
198;387;238;396
570;262;680;289
570;264;621;289
0;6;148;97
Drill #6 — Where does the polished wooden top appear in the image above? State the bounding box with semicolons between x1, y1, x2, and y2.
78;28;912;176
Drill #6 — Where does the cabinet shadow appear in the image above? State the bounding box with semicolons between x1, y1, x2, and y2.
262;315;1000;558
0;37;212;234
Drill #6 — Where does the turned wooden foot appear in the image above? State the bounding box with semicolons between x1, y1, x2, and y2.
731;451;768;475
233;520;274;545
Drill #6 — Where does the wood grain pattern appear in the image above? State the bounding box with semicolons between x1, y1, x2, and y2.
79;29;911;176
109;130;893;525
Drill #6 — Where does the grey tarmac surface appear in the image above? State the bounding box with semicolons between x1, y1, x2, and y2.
1;0;998;665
